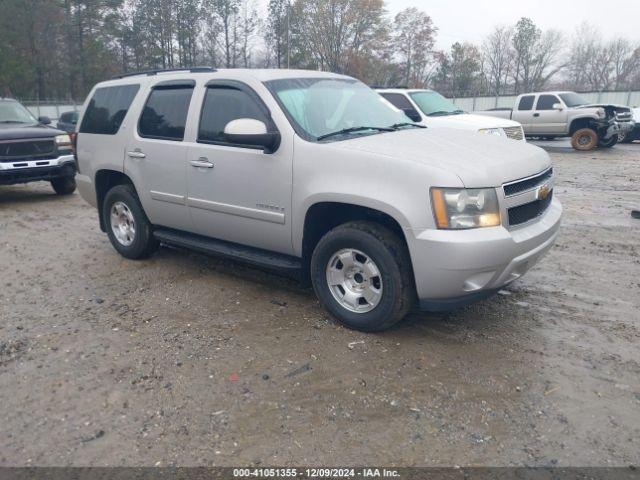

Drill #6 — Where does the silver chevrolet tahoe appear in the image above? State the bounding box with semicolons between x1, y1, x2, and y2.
76;68;562;332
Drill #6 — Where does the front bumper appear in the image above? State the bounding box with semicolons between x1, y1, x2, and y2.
0;155;76;185
407;197;562;311
602;120;634;140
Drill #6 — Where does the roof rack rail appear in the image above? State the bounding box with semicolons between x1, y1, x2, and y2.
370;85;410;89
113;66;216;79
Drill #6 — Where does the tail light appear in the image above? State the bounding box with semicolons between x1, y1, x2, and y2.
71;132;79;173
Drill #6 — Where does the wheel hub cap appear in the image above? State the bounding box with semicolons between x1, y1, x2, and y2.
110;201;136;247
326;248;383;313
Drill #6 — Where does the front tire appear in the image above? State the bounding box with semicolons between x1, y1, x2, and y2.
571;128;598;151
598;135;618;148
51;176;76;195
310;221;415;332
618;130;636;144
102;184;159;259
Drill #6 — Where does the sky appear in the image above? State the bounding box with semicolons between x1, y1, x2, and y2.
256;0;640;50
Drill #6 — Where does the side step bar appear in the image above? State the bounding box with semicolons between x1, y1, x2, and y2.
153;228;302;276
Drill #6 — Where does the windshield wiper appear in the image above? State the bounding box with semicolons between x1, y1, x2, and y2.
427;110;457;117
0;120;28;124
389;122;426;130
317;126;394;141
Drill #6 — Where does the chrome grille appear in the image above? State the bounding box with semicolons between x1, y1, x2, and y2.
503;168;553;197
503;126;524;141
503;167;554;227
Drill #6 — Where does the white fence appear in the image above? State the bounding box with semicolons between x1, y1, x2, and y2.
452;91;640;112
19;101;80;122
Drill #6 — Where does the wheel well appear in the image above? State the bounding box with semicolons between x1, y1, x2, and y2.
301;202;407;272
569;117;594;136
95;170;134;231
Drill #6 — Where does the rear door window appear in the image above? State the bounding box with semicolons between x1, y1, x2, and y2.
79;84;140;135
138;85;194;141
517;95;535;111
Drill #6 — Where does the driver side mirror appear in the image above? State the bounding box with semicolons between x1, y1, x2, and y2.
224;118;280;153
402;108;422;123
38;116;51;125
552;103;563;111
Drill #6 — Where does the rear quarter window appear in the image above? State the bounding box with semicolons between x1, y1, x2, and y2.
79;84;140;135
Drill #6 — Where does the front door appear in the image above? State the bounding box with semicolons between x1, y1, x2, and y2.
185;82;293;255
124;81;195;231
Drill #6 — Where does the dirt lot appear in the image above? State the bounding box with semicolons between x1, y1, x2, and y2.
0;143;639;467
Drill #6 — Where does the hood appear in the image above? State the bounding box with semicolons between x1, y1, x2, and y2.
424;113;521;130
330;127;551;188
0;123;65;141
575;103;630;111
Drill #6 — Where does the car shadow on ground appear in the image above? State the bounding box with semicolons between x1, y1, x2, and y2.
0;183;73;204
152;242;528;342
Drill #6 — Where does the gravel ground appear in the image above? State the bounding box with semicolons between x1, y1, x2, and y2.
0;144;639;467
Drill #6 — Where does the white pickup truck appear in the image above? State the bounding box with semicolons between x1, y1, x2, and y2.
377;88;525;141
475;91;635;150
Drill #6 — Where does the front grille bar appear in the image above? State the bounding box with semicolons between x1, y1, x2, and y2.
503;167;553;197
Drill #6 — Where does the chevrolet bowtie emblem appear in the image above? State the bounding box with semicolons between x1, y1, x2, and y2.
537;184;551;200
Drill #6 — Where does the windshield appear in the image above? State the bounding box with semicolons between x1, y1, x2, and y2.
559;93;589;107
409;91;464;116
265;78;409;141
0;101;38;124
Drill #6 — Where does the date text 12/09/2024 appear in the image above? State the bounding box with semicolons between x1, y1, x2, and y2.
233;468;401;478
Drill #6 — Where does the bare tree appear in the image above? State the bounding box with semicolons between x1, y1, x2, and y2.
483;25;513;95
392;7;437;87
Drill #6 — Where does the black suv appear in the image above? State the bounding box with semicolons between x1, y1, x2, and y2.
0;98;76;194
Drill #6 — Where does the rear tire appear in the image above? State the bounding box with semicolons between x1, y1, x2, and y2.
102;184;159;259
571;128;598;151
598;135;618;148
310;221;415;332
51;176;76;195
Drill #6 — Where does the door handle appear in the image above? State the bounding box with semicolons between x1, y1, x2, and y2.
533;113;540;117
127;150;146;159
190;158;214;169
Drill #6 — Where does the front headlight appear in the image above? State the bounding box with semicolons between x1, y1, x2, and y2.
430;187;501;229
479;128;506;137
55;134;72;148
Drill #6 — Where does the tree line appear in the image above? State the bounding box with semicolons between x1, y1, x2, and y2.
1;0;639;101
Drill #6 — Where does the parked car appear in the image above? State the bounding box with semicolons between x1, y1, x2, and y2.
0;97;77;194
377;88;525;141
618;107;640;143
76;68;561;332
475;91;635;150
57;110;78;133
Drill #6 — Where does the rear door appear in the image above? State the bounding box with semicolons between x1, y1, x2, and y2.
511;95;536;132
124;80;195;231
531;94;567;135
